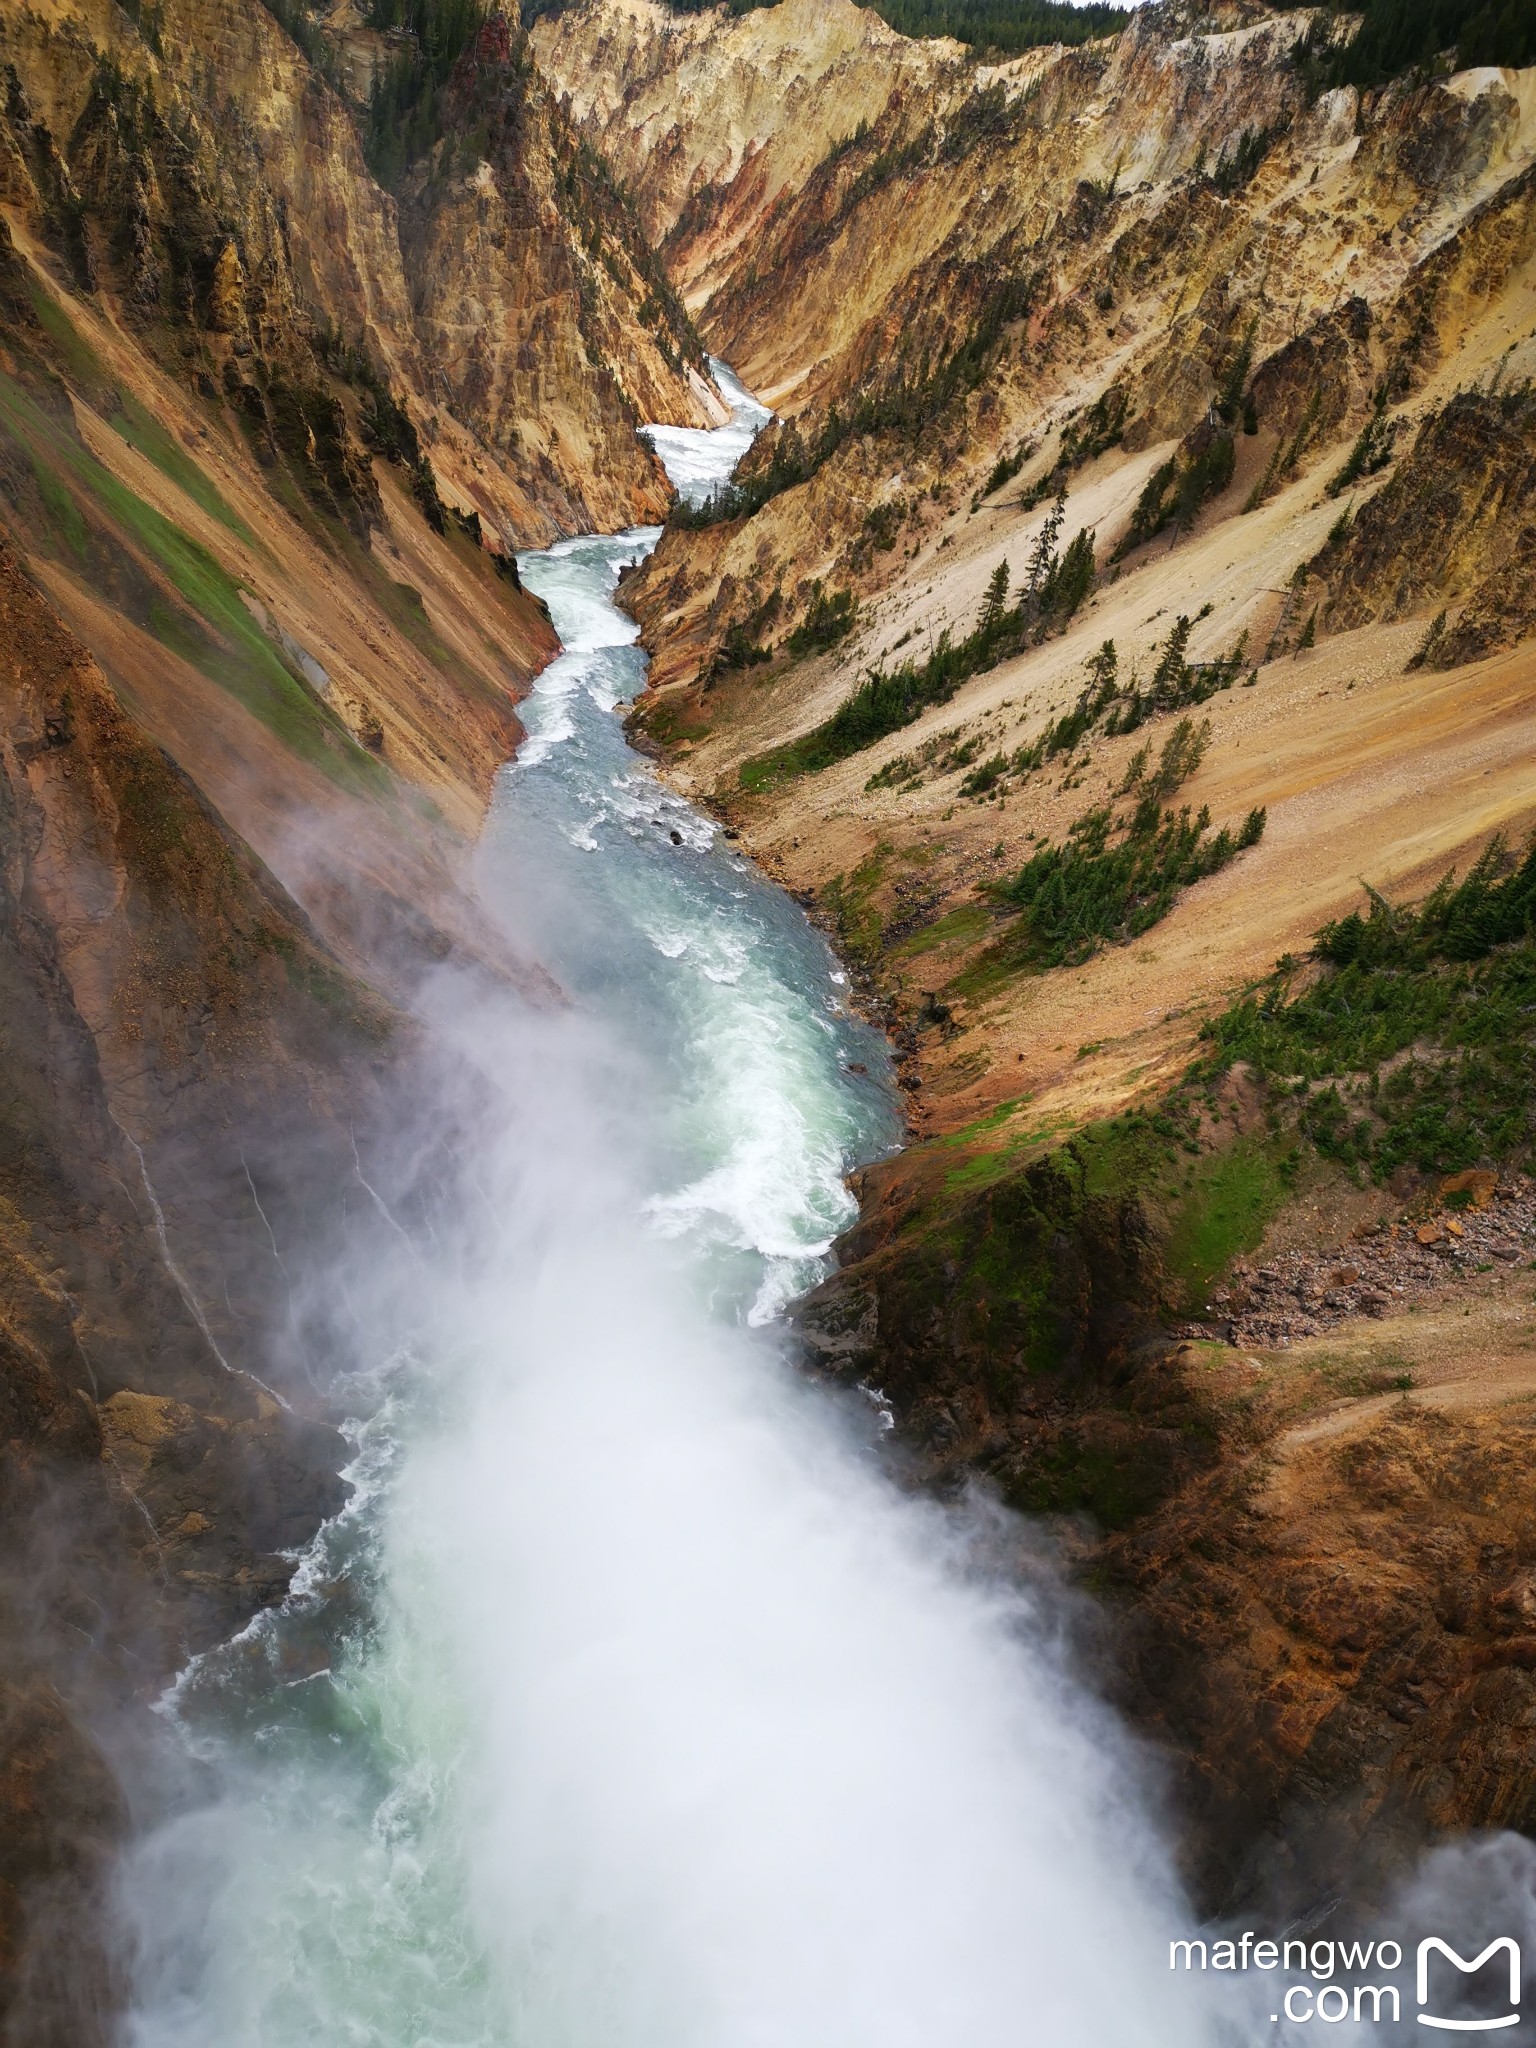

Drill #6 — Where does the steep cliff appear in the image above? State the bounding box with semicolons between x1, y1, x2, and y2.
532;0;968;321
0;0;731;2023
398;12;725;541
600;3;1536;1114
2;0;718;550
0;534;378;2037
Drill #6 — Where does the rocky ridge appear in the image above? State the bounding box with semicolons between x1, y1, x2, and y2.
1180;1171;1536;1346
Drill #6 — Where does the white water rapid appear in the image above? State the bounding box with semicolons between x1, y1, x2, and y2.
118;361;1235;2048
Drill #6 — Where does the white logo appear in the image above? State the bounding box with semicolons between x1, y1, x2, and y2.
1417;1938;1521;2032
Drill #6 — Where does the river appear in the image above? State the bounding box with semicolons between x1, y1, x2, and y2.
119;362;1218;2048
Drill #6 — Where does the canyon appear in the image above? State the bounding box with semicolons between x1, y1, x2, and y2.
544;0;1536;1919
0;0;1533;2035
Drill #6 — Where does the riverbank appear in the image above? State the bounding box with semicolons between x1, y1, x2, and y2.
613;254;1536;1910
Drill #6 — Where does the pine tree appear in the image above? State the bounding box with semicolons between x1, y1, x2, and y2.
979;557;1011;631
1149;614;1193;707
1085;638;1117;692
1024;483;1067;597
1041;525;1096;618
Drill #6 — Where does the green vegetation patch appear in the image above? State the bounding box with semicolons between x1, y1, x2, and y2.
33;459;91;564
26;282;109;391
992;795;1266;971
109;393;255;543
892;900;993;958
0;373;381;792
786;582;857;658
1114;429;1235;558
362;0;493;184
822;845;893;969
1198;838;1536;1179
1292;0;1536;91
1159;1140;1287;1309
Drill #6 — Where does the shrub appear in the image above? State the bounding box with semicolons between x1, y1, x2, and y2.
1198;836;1536;1176
987;792;1265;970
786;582;857;657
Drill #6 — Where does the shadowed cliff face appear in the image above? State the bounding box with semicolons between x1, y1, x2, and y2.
0;535;389;2037
0;0;731;2023
398;14;726;542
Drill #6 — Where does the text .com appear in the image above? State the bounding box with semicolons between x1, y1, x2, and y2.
1170;1934;1521;2030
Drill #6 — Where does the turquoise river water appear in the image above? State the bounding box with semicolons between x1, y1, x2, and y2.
119;361;1228;2048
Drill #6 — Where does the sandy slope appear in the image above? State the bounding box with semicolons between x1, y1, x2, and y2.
654;243;1536;1138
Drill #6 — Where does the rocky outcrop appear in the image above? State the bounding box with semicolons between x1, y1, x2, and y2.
399;13;720;543
533;0;966;316
797;1136;1536;1909
1317;385;1536;665
1;0;717;550
1112;1362;1536;1910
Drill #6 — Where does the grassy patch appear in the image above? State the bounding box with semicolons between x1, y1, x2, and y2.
639;692;712;749
1003;1430;1181;1527
352;554;454;670
823;846;891;968
1198;838;1536;1178
943;1116;1073;1191
937;1096;1033;1147
0;373;381;792
891;900;992;958
33;458;91;563
27;283;107;388
109;393;255;543
1159;1140;1287;1310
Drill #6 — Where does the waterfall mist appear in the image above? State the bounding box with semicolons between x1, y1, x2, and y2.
118;963;1226;2048
114;354;1236;2039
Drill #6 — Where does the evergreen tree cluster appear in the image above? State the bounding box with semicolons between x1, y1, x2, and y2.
1293;0;1536;90
991;792;1265;970
363;0;494;186
524;0;1127;53
533;0;1533;72
1199;837;1536;1177
1115;430;1237;558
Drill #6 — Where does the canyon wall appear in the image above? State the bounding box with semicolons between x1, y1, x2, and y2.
0;0;727;2023
543;0;1536;1908
3;0;1535;2005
